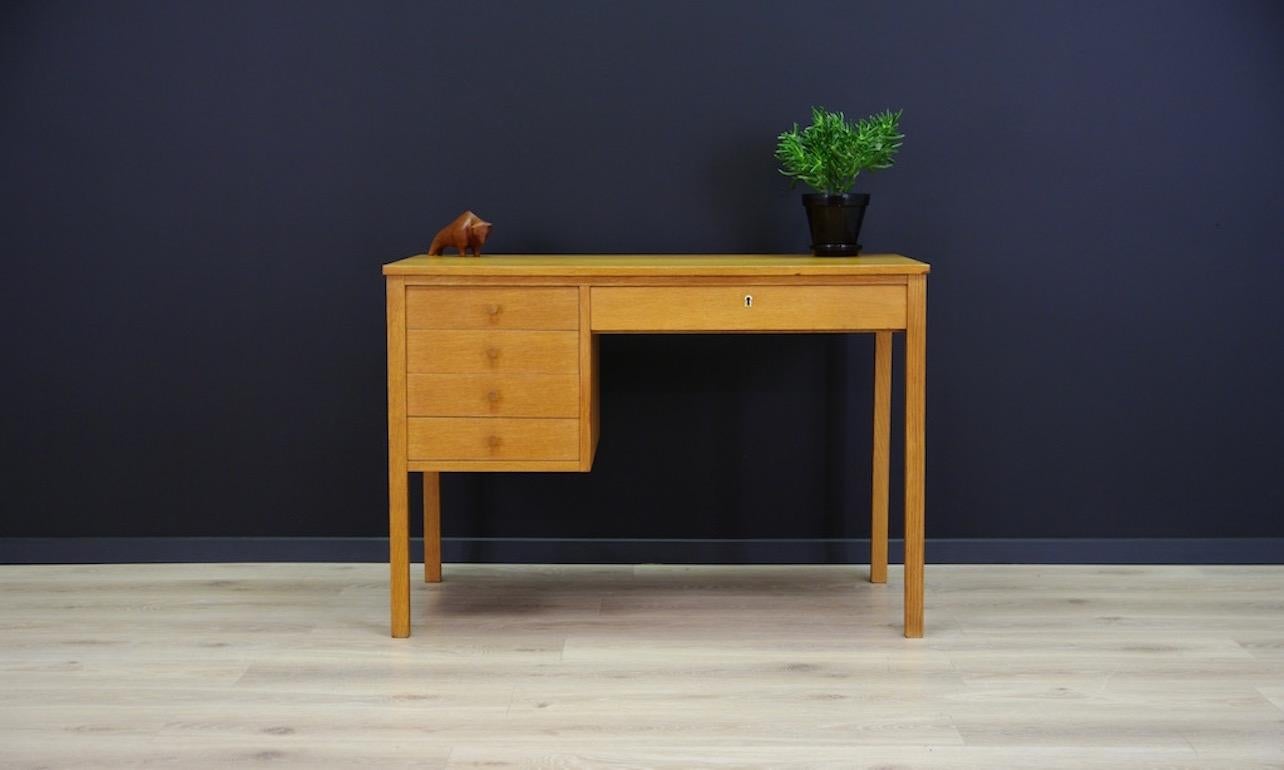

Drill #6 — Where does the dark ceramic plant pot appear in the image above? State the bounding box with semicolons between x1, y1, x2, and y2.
802;193;869;256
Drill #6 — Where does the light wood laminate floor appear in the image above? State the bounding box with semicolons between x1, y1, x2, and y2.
2;564;1283;768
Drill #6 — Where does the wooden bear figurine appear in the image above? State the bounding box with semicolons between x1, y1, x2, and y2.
427;211;493;257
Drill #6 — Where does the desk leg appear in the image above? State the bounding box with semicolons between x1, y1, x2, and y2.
387;276;411;638
423;472;442;583
870;331;892;584
904;276;927;638
390;471;410;637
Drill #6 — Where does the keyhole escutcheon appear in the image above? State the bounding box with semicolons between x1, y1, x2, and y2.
744;294;753;308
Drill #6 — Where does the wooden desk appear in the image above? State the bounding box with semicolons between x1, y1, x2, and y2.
383;254;930;638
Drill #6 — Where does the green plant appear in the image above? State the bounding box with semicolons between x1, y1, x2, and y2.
775;107;904;194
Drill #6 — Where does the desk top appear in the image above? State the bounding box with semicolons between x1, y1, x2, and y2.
383;254;929;277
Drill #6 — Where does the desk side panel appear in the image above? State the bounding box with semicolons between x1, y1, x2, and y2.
578;285;598;471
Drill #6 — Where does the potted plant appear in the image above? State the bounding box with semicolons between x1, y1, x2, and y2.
776;107;904;256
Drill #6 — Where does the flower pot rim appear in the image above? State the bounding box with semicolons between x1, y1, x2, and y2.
801;192;870;204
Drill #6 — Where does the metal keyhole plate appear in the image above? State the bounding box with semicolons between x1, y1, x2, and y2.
744;294;753;308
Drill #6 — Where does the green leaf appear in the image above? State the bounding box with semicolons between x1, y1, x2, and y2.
775;107;904;194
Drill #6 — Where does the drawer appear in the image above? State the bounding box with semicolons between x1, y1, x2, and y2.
408;417;579;461
407;330;579;373
407;287;578;330
407;373;579;417
590;284;906;332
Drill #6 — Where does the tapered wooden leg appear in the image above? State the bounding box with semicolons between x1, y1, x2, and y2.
903;276;927;638
389;470;410;638
387;276;411;638
423;472;442;583
871;331;892;584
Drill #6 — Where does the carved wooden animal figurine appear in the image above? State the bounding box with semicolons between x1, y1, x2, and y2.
427;211;493;257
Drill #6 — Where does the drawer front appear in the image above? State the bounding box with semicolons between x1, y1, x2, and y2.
590;284;906;331
408;417;579;461
407;330;579;373
407;373;579;417
407;287;578;330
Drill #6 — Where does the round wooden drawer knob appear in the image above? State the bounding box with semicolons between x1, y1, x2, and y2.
486;390;500;403
486;304;502;316
485;347;500;360
486;435;502;448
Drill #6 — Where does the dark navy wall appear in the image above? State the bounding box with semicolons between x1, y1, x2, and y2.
3;1;1282;547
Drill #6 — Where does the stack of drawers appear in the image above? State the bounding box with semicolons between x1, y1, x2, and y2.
404;287;584;466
